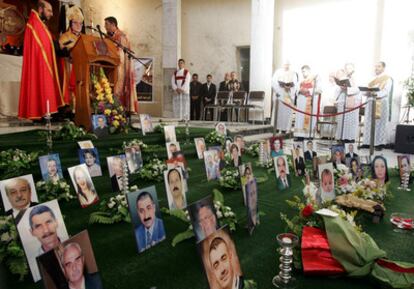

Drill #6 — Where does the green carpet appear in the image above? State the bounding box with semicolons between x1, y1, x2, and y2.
0;128;413;289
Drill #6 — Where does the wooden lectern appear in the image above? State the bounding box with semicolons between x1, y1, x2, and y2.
71;34;120;131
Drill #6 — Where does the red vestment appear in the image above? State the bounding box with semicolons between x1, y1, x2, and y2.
18;10;65;119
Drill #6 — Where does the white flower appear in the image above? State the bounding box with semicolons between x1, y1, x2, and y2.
216;211;223;218
108;202;115;209
224;212;229;217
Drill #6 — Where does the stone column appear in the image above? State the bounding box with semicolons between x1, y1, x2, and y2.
249;0;274;120
162;0;181;117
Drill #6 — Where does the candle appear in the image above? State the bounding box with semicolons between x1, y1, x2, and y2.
282;237;292;244
46;100;50;114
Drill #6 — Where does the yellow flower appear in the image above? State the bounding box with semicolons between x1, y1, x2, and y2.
112;110;118;115
104;109;111;116
105;88;112;94
115;115;120;120
112;120;120;127
119;106;124;112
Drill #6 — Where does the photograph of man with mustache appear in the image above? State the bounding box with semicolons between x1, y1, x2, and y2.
17;200;69;282
127;187;166;253
274;156;290;190
164;167;187;210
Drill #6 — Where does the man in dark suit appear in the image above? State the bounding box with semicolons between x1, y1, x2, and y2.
110;156;124;192
4;177;38;224
219;72;231;91
201;74;217;120
134;191;166;253
275;156;290;190
93;115;108;138
345;143;358;159
294;148;306;176
61;242;103;289
190;73;203;120
304;140;317;161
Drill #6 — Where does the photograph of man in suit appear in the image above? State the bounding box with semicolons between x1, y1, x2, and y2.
92;115;108;138
304;140;317;161
197;204;218;241
275;156;290;190
109;156;125;192
61;242;103;289
345;143;358;159
293;147;306;176
134;191;166;253
2;176;38;224
201;74;217;120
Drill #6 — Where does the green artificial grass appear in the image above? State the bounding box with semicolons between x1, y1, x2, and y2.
0;128;413;289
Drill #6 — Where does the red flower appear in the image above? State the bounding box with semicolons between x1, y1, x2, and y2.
339;176;348;187
301;204;314;218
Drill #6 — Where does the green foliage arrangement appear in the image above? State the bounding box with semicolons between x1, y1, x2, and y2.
219;167;241;190
404;76;414;106
137;158;167;182
205;130;225;146
0;149;39;179
245;142;260;157
36;179;75;202
89;192;132;225
0;216;28;281
39;121;96;141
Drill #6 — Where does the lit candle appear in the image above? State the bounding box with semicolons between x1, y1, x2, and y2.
46;100;50;114
282;237;292;244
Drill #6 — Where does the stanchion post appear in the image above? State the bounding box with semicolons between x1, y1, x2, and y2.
369;93;376;156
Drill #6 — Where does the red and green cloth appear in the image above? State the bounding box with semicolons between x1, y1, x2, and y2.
301;216;414;288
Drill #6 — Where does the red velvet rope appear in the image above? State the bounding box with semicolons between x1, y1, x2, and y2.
280;98;369;118
376;259;414;273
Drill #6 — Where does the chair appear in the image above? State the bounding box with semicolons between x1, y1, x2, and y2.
245;91;265;124
316;105;337;147
202;91;230;121
230;91;247;122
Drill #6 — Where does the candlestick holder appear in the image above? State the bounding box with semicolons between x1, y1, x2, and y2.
398;171;411;191
45;112;53;151
272;233;298;289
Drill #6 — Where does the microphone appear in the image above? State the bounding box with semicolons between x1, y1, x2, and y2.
96;24;104;40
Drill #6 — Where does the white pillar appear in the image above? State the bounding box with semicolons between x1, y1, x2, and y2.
162;0;181;117
249;0;274;120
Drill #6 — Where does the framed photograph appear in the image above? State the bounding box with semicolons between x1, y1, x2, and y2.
16;200;69;282
166;151;189;180
68;164;99;208
234;135;245;154
198;228;243;289
229;143;242;168
164;167;187;210
125;145;143;173
188;195;219;242
126;186;166;253
78;148;102;177
91;114;108;138
274;155;290;190
239;162;253;204
344;143;359;159
106;155;126;192
39;154;63;182
38;230;103;289
397;155;412;186
203;150;221;181
164;125;177;143
0;174;38;224
77;140;94;149
246;176;259;235
317;163;335;203
270;136;284;157
208;146;226;171
347;157;362;181
303;140;318;162
371;155;389;186
215;122;227;136
261;139;271;163
225;137;233;154
166;141;181;160
292;147;305;176
139;114;153;135
331;144;345;167
194;137;206;159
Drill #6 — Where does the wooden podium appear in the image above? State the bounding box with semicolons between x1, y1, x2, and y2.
71;34;120;131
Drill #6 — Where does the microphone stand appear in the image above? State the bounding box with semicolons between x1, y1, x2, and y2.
308;75;318;139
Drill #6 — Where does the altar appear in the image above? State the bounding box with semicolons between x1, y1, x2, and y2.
0;54;22;117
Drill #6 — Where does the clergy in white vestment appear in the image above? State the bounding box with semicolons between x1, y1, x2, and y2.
171;59;191;120
335;63;361;142
362;61;393;148
294;65;322;139
271;61;298;133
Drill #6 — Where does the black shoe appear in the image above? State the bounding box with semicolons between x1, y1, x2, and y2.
359;145;369;149
375;145;383;151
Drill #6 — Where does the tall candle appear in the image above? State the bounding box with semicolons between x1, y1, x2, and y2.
46;100;50;114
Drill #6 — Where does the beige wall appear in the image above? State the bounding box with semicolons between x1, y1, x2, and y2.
181;0;251;85
81;0;163;116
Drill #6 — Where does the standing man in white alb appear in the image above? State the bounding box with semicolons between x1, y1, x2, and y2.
171;59;191;120
271;60;298;134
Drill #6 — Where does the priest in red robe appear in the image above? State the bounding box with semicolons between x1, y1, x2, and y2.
18;1;66;119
